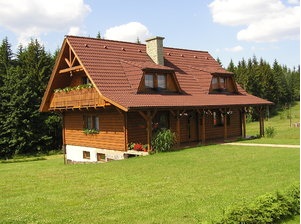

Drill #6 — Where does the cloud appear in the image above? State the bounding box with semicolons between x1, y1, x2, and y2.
208;0;300;42
224;45;244;52
0;0;91;46
104;22;151;42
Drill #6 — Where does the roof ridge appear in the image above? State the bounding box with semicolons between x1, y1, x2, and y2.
66;35;145;46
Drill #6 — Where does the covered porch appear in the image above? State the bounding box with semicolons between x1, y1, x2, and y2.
130;105;268;151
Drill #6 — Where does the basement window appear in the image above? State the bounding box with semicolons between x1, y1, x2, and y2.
97;153;106;162
83;151;90;159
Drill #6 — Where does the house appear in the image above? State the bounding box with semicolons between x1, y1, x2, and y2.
40;36;272;163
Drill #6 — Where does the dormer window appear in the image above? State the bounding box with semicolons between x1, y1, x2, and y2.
145;74;154;88
210;75;237;94
144;73;167;90
211;76;226;92
157;74;167;89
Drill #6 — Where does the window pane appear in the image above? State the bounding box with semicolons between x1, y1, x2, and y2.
211;77;218;89
145;74;154;88
87;116;92;129
94;116;99;131
219;77;225;89
157;74;166;89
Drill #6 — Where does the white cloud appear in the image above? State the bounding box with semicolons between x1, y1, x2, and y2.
0;0;91;46
104;22;151;42
287;0;299;4
208;0;300;42
224;45;244;52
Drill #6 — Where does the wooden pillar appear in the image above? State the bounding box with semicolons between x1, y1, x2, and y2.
139;110;157;152
259;107;265;137
61;112;66;164
201;111;206;144
223;112;228;140
176;110;181;146
124;112;128;151
241;108;247;139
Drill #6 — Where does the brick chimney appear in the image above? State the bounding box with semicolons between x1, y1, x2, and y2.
146;36;165;65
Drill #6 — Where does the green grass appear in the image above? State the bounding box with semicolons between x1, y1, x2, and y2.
0;145;299;224
245;102;300;144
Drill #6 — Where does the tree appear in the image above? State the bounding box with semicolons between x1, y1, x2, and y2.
0;38;61;159
96;31;102;39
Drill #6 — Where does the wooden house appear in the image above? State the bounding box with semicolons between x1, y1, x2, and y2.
40;36;272;162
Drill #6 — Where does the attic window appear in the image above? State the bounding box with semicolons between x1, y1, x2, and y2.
145;74;154;88
144;73;166;90
211;76;227;92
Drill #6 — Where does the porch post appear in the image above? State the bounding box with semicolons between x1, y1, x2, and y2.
223;110;228;140
259;107;265;137
241;107;246;139
146;111;152;151
176;110;181;146
139;110;157;152
201;110;206;144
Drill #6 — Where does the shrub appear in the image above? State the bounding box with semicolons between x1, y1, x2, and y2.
265;126;276;138
216;183;300;224
151;129;176;153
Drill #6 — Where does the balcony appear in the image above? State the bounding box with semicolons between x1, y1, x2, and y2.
49;88;106;110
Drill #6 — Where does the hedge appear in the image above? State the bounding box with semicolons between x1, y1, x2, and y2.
215;183;300;224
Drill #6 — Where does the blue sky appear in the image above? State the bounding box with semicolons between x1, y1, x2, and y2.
0;0;299;69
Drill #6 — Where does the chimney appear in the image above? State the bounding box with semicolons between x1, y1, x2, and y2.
146;36;165;65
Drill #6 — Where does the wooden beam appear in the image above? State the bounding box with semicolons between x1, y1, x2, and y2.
59;65;83;74
64;58;71;67
223;111;228;140
241;108;247;139
201;111;206;144
138;110;157;152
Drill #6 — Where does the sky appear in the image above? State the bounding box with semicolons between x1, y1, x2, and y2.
0;0;299;69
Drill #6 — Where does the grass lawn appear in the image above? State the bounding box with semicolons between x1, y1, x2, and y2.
244;102;300;145
0;145;299;224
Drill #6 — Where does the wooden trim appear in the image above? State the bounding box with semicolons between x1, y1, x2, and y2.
59;65;83;74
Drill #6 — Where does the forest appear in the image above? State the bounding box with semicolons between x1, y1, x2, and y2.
0;37;299;159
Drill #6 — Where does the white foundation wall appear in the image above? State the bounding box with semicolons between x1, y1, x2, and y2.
66;145;125;162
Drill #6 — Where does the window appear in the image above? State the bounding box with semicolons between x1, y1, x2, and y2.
83;115;99;131
152;112;169;133
213;111;230;127
83;151;90;159
157;74;167;89
211;76;227;92
97;153;105;162
82;77;91;85
144;73;167;91
145;74;154;88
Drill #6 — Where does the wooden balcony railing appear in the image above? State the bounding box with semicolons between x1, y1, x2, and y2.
49;88;106;110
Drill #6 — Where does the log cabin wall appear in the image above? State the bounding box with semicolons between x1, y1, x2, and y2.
64;107;125;151
127;112;147;144
203;108;241;140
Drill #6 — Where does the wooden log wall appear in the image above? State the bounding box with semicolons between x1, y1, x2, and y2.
127;112;147;144
64;107;125;151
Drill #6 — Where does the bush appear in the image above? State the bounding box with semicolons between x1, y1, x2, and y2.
216;183;300;224
151;129;176;153
265;126;276;138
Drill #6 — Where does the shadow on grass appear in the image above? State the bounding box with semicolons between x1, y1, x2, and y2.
0;157;47;164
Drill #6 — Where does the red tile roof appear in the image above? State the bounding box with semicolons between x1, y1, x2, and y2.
65;36;272;111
